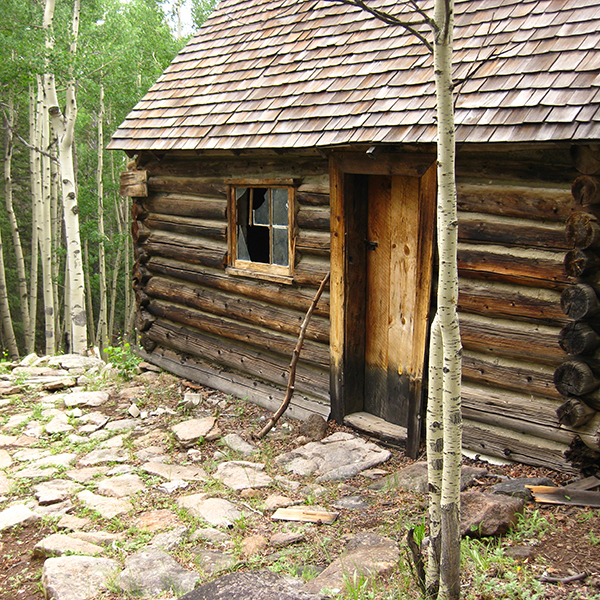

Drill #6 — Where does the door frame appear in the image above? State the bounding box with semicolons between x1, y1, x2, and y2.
329;151;436;457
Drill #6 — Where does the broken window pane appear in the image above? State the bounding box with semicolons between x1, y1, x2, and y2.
272;188;288;226
272;226;289;266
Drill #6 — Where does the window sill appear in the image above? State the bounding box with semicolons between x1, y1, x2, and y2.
226;266;294;285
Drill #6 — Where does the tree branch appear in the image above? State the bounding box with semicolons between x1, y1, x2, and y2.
327;0;434;52
0;105;58;162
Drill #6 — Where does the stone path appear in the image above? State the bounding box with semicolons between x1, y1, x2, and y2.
0;353;534;600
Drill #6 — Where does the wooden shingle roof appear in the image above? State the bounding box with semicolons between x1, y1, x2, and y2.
108;0;600;152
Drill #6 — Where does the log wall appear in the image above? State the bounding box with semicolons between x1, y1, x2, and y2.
131;153;332;420
456;145;580;472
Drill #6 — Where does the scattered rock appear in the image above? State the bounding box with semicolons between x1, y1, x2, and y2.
79;448;128;466
221;433;257;456
264;494;295;510
0;504;40;531
172;417;220;447
141;461;207;481
61;390;110;407
96;473;146;498
56;514;91;531
303;532;399;595
0;448;12;468
270;531;305;547
297;414;329;441
150;525;189;551
190;527;231;544
460;491;525;537
332;495;371;510
194;549;238;575
135;509;183;532
117;547;199;597
33;533;105;558
177;494;242;528
490;477;555;501
34;480;83;505
214;461;273;490
65;466;109;482
70;530;123;546
42;556;120;600
77;490;132;519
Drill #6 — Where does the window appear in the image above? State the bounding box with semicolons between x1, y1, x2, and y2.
229;186;294;279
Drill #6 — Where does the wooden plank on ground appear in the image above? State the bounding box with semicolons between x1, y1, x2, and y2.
344;412;407;445
526;485;600;508
562;476;600;491
271;507;339;524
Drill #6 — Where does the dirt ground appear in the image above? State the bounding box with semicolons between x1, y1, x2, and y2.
0;372;599;600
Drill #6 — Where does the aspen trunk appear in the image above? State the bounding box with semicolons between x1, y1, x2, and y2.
28;84;39;353
96;83;108;350
427;1;462;599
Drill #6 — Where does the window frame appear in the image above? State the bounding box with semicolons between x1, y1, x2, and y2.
227;181;296;282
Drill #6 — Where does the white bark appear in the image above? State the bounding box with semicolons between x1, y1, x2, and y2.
28;84;39;353
96;84;108;350
43;0;87;353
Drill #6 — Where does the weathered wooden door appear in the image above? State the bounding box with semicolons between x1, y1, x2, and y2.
330;154;436;456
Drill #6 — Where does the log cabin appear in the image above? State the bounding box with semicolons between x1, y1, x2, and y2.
109;0;600;472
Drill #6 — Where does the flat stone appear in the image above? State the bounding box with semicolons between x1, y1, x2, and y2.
172;417;220;447
12;448;50;462
194;549;238;575
31;453;77;469
0;472;10;494
264;494;294;510
49;354;105;371
96;474;146;498
0;433;19;446
33;533;105;558
135;509;183;532
0;448;12;468
45;416;74;434
490;477;555;501
42;555;119;600
179;571;324;600
275;433;391;482
221;433;257;456
77;490;132;519
141;461;207;481
149;525;189;551
13;466;58;479
303;533;399;595
43;377;77;391
79;448;128;466
136;445;166;462
270;531;305;547
177;494;242;528
118;386;146;400
190;528;231;544
56;514;91;531
65;466;109;482
34;480;83;505
332;495;371;510
117;547;199;597
76;411;109;431
3;412;32;430
70;531;123;546
104;418;139;431
0;504;40;530
214;460;273;491
461;491;525;537
158;479;189;493
33;499;75;517
100;434;125;449
61;391;110;407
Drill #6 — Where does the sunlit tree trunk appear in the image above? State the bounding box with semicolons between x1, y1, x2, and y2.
96;83;108;350
43;0;87;353
28;84;39;353
427;1;462;599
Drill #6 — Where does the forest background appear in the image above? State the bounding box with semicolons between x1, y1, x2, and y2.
0;0;215;360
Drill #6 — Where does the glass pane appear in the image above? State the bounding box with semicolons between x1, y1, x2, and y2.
272;188;288;226
235;187;247;200
237;224;250;261
272;226;289;266
253;189;269;226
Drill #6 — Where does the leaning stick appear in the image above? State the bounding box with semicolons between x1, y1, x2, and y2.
255;271;330;439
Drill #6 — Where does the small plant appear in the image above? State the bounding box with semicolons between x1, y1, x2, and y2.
103;341;141;378
343;571;373;600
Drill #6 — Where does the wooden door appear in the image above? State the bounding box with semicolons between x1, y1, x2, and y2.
330;154;436;456
364;174;432;427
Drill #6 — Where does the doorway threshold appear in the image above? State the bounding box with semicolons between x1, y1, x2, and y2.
343;412;408;446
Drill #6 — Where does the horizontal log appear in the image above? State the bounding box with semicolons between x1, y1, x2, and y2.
463;420;573;473
147;176;227;198
560;284;600;320
558;321;600;355
458;243;569;287
564;249;600;278
143;194;227;219
138;346;330;421
296;230;330;256
142;213;226;241
146;319;330;401
297;205;330;230
571;413;600;452
294;255;331;286
458;279;565;325
297;191;330;207
461;353;561;400
458;212;567;250
330;152;435;178
557;397;597;428
571;144;600;176
145;299;330;369
120;170;148;197
460;314;565;366
131;200;148;221
134;310;155;332
565;212;600;250
457;183;573;222
572;176;600;205
145;258;330;317
143;231;228;269
144;276;330;343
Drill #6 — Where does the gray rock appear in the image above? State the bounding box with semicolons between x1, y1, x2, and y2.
96;473;146;498
221;433;257;456
142;461;207;481
56;514;91;531
490;477;555;501
214;461;273;490
65;466;109;482
0;504;40;531
179;570;326;600
61;390;110;407
194;549;238;575
264;494;294;510
275;433;391;482
172;417;220;447
157;479;189;493
332;495;371;510
270;531;305;547
0;472;10;494
117;547;199;597
34;480;83;505
33;533;105;558
13;466;58;480
33;499;75;517
12;447;50;462
303;532;399;595
77;490;132;519
190;527;231;544
49;354;105;371
297;414;329;441
104;418;139;431
0;448;12;468
42;555;120;600
149;525;189;551
70;531;123;546
460;491;525;537
79;448;128;466
177;494;242;527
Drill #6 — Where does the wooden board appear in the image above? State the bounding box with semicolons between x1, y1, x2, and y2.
271;507;339;524
343;412;407;445
526;485;600;508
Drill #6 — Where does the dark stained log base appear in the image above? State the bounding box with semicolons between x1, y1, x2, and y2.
557;397;597;428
